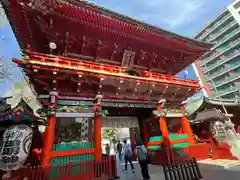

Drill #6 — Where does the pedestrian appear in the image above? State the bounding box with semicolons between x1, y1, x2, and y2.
105;144;110;156
136;138;150;180
117;140;123;161
123;139;135;173
29;125;44;166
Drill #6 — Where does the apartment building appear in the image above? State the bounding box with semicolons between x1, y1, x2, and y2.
194;0;240;100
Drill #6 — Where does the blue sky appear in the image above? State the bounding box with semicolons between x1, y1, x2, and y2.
0;0;232;96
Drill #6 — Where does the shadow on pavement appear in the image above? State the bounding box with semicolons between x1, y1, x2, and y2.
199;164;240;180
119;162;240;180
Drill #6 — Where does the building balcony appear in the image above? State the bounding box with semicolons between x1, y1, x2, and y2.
216;28;240;47
206;21;237;43
213;75;240;88
198;14;232;41
208;63;240;81
204;51;240;73
202;38;240;66
214;87;240;99
195;9;229;39
200;28;240;59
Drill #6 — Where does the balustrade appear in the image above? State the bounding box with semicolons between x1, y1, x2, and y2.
199;14;231;40
209;21;236;41
205;50;240;73
209;63;240;79
203;38;240;65
214;75;239;87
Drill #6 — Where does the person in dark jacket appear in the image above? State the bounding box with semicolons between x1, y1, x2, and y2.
105;144;110;156
135;138;150;180
116;140;123;161
28;125;43;166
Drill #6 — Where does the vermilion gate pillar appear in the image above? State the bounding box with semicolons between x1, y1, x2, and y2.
41;91;58;167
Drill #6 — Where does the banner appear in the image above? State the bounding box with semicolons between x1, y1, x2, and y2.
0;124;33;171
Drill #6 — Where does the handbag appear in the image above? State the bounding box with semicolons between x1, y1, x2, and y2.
146;154;151;164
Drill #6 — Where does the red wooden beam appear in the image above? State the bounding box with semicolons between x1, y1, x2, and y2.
20;52;200;87
28;63;199;90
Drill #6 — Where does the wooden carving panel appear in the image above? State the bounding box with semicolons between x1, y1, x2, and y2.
121;50;135;68
96;40;113;59
81;37;97;57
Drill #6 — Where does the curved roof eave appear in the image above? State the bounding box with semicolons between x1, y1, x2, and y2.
205;98;240;107
74;0;212;49
185;96;240;117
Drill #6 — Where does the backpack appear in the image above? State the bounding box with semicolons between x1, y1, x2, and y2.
125;144;132;157
136;146;146;161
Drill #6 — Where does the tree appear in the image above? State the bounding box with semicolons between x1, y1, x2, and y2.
0;60;12;82
0;35;13;82
7;80;41;113
0;3;15;83
0;4;8;28
102;128;117;141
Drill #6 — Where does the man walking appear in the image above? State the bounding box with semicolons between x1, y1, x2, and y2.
117;140;123;161
123;139;135;173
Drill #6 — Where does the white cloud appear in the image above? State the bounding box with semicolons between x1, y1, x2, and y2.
162;1;203;29
139;0;206;29
91;0;207;31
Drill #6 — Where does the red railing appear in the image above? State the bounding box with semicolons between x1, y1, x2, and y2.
149;143;211;165
2;156;117;180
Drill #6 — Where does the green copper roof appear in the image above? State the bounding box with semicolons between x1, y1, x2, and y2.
184;96;240;117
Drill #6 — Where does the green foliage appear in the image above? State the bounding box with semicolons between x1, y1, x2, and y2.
124;70;139;76
13;81;26;89
0;5;8;27
102;128;117;140
58;120;82;142
7;80;40;112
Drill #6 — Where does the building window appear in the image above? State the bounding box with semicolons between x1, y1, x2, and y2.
234;1;240;9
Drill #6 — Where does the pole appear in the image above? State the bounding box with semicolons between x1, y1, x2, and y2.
203;64;230;119
203;64;237;135
41;91;58;167
94;94;103;161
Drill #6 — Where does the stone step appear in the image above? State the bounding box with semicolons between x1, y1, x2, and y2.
199;158;240;169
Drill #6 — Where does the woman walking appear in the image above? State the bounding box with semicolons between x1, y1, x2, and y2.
136;138;150;180
123;139;135;173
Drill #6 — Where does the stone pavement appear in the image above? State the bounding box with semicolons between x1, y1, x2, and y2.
118;161;240;180
118;162;164;180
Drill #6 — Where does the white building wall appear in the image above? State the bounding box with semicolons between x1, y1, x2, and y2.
228;0;240;23
193;0;240;100
192;63;208;97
